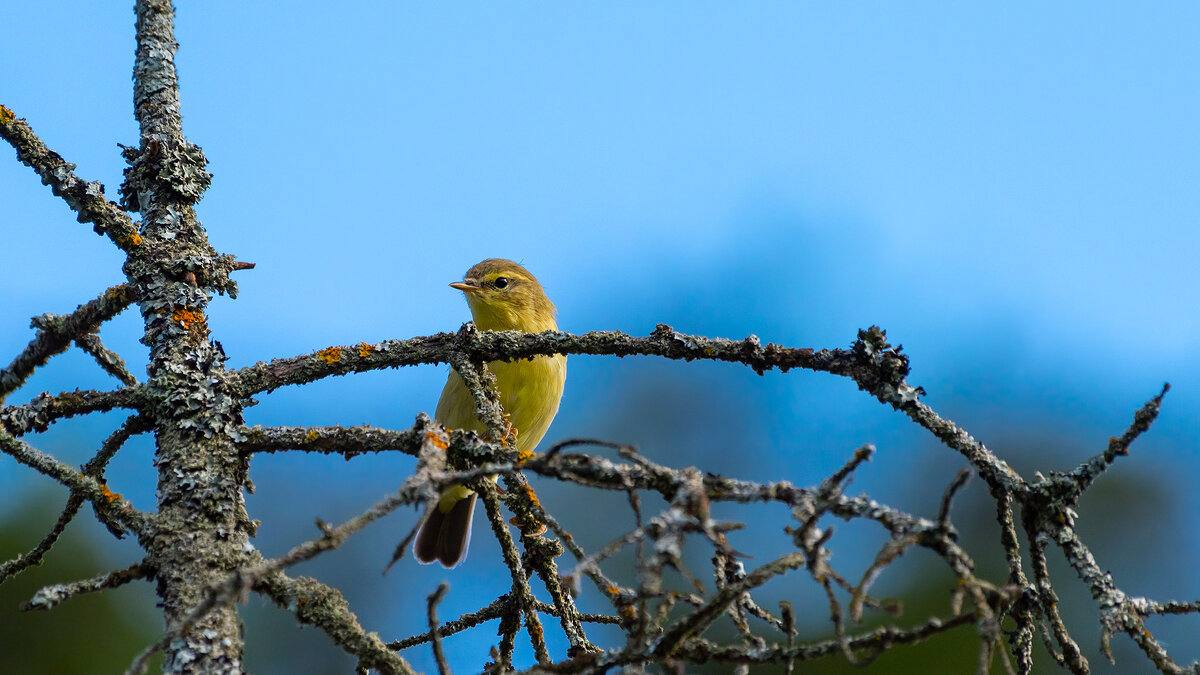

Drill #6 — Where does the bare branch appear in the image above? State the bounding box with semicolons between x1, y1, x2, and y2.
259;572;418;675
531;610;979;674
390;595;621;652
1069;383;1169;493
427;583;452;675
1055;525;1190;674
0;414;150;582
479;483;552;666
0;106;142;251
74;332;139;386
936;468;972;529
0;284;136;403
0;430;154;538
228;323;899;400
239;423;423;458
24;562;152;611
1;387;144;436
654;552;806;658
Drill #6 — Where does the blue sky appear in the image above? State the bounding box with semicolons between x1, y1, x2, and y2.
3;3;1199;673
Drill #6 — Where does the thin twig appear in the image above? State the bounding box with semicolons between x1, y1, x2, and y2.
74;332;138;386
427;583;452;675
24;562;152;611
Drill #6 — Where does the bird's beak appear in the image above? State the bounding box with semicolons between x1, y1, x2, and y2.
449;281;482;293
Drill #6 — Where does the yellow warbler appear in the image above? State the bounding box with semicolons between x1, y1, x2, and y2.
414;259;566;568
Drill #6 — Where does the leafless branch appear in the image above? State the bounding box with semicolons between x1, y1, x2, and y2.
1;386;144;436
74;332;139;386
0;284;136;402
427;583;452;675
0;414;150;582
0;106;142;251
0;429;154;538
24;562;152;611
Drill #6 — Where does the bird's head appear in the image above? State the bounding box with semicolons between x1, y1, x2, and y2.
451;258;558;332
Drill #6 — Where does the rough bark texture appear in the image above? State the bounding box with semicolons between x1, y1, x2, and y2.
126;2;250;671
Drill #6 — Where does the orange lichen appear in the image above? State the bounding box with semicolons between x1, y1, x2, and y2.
305;429;320;442
119;232;143;247
357;342;376;358
516;448;536;465
521;484;541;507
606;586;621;596
171;308;205;329
620;605;637;619
106;285;132;303
317;346;342;364
424;431;449;450
0;105;13;125
99;483;122;504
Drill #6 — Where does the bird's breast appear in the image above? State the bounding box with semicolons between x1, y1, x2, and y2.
434;353;566;454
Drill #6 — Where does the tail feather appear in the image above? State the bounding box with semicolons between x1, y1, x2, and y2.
414;493;477;568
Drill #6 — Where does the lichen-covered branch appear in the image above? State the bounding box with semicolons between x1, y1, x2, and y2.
108;2;254;671
24;562;152;611
0;414;150;583
0;430;154;538
74;331;139;386
0;105;142;251
228;323;900;399
1;387;144;436
0;284;136;403
389;595;621;652
426;583;452;675
238;423;424;458
255;571;415;675
479;483;553;667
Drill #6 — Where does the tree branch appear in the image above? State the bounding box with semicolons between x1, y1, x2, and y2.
24;562;152;611
228;323;899;399
1;387;144;436
0;430;154;538
0;284;136;403
0;106;141;250
0;414;151;583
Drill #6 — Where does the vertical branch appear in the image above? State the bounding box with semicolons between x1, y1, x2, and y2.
478;483;551;666
522;535;597;656
127;2;248;672
1025;524;1086;672
994;489;1036;674
427;583;452;675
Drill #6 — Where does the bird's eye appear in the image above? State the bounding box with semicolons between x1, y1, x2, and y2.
493;277;510;289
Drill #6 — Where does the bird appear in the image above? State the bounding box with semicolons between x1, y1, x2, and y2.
414;258;567;568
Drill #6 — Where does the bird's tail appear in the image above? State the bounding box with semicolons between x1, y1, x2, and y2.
413;492;476;568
